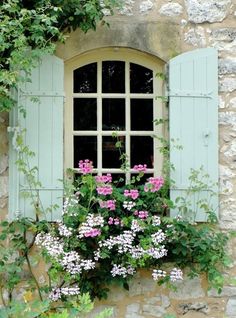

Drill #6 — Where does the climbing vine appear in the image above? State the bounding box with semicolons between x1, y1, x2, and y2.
0;0;119;112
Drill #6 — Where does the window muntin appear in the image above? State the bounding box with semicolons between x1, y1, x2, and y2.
65;49;164;181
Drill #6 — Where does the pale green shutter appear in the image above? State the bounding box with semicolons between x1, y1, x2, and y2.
169;48;218;221
9;55;64;221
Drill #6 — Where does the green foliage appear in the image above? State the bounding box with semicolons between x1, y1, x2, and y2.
163;217;230;293
0;0;119;112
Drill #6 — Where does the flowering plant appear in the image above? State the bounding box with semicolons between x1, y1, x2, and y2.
35;160;229;301
36;160;185;300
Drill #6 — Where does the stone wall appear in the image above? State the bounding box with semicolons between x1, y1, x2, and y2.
1;0;236;317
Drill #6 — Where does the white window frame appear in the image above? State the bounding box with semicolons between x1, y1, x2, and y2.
64;48;165;179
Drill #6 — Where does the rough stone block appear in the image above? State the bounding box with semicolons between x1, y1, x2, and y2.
142;304;166;317
211;28;236;42
219;77;236;92
226;298;236;317
219;59;236;75
159;3;183;17
169;277;205;300
185;0;231;23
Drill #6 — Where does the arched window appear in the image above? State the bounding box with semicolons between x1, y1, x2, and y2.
64;48;165;182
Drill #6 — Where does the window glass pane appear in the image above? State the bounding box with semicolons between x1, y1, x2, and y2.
73;63;97;93
131;99;153;131
74;98;97;130
74;136;97;168
102;61;125;93
131;136;153;168
130;63;153;93
102;99;125;131
102;136;125;168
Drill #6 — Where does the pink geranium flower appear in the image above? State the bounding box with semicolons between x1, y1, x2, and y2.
78;159;93;174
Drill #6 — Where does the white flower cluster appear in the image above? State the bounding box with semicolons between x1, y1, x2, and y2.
130;246;145;259
35;233;64;259
131;220;144;232
78;214;104;238
110;264;136;277
147;247;168;259
170;268;183;282
152;269;167;281
94;248;101;261
49;286;80;301
151;230;166;245
123;201;136;210
62;196;78;216
36;234;96;276
60;251;95;275
99;230;135;253
152;215;161;226
58;222;73;237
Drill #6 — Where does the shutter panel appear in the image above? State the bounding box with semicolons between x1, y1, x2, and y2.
9;55;64;221
169;48;218;222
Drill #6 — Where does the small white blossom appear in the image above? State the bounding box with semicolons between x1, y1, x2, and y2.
147;247;168;259
131;220;144;232
49;286;80;301
99;231;135;253
123;201;136;210
130;246;145;259
35;233;64;259
111;264;136;277
152;215;161;226
58;222;73;237
151;230;166;245
170;268;183;282
152;269;167;281
62;196;78;216
78;214;104;238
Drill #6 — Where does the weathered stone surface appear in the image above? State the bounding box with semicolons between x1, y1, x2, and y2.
169;277;205;299
226;298;236;317
220;198;236;229
128;276;156;296
230;97;236;108
142;304;166;317
184;27;206;47
208;286;236;297
185;0;231;23
159;3;183;17
219;111;236;128
0;154;8;174
0;176;8;199
219;95;226;108
178;302;208;314
139;0;153;14
212;39;236;52
219;59;236;74
219;165;234;195
126;314;144;318
211;28;236;42
119;0;134;16
219;77;236;92
126;303;140;314
223;141;236;159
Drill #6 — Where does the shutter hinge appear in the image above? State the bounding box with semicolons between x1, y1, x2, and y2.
167;90;213;99
20;90;65;97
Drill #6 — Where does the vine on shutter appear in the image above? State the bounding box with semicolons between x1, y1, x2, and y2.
169;48;218;222
9;55;64;221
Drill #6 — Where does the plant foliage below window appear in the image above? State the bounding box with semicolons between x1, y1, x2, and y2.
33;160;230;300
